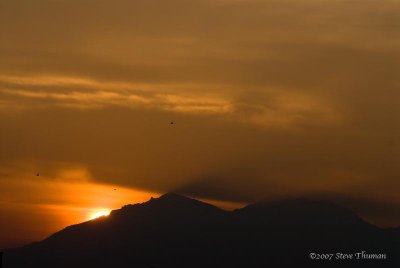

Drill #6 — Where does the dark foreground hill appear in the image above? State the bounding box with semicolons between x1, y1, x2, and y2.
4;193;400;267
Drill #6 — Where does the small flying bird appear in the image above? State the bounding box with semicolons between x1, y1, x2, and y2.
36;173;40;176
170;121;174;125
113;188;117;191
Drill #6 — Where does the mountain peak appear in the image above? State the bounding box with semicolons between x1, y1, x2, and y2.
149;192;222;212
156;192;194;202
5;194;398;268
109;192;224;222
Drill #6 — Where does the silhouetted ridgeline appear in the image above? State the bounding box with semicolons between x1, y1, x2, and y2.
4;193;400;267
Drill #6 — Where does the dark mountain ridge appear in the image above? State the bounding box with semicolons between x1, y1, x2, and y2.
4;193;399;267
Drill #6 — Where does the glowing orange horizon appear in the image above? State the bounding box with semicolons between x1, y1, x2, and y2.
88;210;111;220
0;169;160;248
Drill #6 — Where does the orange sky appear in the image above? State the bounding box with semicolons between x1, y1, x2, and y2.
0;0;399;249
0;169;160;248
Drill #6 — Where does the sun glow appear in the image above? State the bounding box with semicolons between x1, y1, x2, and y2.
89;210;111;220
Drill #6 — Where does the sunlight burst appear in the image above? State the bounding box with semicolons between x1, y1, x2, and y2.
89;210;110;220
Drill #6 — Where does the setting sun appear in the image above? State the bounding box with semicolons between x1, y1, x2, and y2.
89;210;111;220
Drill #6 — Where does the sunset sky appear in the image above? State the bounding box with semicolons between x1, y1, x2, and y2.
1;0;399;249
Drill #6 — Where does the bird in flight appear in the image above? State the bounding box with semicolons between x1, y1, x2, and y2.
36;173;40;176
170;121;174;125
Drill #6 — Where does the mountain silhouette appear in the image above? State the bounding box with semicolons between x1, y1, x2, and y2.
4;193;399;267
